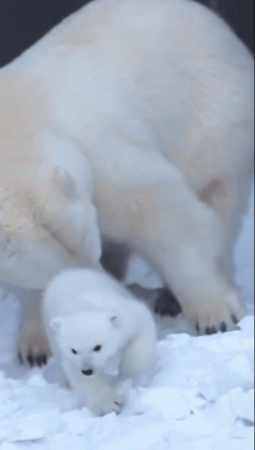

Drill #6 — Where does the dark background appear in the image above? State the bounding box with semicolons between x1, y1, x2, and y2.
0;0;254;68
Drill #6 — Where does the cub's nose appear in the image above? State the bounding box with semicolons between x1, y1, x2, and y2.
82;368;93;376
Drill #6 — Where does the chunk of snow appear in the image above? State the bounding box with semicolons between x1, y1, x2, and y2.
138;387;190;420
27;374;48;387
9;414;48;441
230;388;254;423
0;442;19;450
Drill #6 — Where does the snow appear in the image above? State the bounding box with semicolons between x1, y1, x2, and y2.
0;187;254;449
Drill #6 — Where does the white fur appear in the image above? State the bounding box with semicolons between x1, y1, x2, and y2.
43;268;156;414
0;0;254;361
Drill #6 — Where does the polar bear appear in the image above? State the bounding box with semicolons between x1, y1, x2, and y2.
0;0;254;365
43;268;156;415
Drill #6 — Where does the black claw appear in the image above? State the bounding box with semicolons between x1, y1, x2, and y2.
18;350;48;367
18;351;24;364
220;321;227;332
114;401;122;407
26;351;34;367
114;402;122;415
35;353;48;367
41;354;47;365
205;326;214;335
231;314;238;324
35;355;42;367
36;357;42;368
195;322;200;334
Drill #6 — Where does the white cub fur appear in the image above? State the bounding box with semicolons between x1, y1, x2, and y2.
43;268;156;415
0;0;254;364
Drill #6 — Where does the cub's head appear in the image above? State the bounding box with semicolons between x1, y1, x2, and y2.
50;311;124;377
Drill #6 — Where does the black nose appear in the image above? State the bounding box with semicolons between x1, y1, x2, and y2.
82;369;93;376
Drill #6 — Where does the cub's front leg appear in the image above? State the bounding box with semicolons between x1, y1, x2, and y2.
85;376;123;416
63;361;123;415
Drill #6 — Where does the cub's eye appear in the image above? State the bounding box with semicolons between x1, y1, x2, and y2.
71;348;78;354
93;345;102;352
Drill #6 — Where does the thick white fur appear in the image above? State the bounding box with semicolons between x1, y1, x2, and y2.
0;0;254;359
43;268;156;414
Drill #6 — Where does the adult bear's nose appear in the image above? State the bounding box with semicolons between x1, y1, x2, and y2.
82;368;93;376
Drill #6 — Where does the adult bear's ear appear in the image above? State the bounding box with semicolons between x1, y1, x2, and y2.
110;315;121;328
50;317;63;333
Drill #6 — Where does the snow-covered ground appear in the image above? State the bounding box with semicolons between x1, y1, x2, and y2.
0;187;254;450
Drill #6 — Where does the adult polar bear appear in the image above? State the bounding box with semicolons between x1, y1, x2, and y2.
0;0;253;366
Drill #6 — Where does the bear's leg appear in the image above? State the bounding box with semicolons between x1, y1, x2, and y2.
63;361;123;415
17;287;51;366
197;175;252;286
120;158;244;333
127;283;182;316
101;241;182;316
83;375;124;416
100;241;130;281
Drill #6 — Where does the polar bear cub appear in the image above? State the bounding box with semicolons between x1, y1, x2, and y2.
43;268;156;415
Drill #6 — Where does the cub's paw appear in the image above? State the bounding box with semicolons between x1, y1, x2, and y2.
96;395;124;417
93;399;123;416
186;290;245;335
154;288;182;317
91;387;124;416
17;317;51;367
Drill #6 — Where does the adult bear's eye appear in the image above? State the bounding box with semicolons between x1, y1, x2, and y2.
71;348;78;354
93;345;102;352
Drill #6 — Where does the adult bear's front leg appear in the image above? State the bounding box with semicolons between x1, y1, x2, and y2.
16;287;51;366
102;154;244;334
0;134;102;365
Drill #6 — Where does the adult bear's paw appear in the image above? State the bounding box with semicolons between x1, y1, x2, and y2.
17;316;51;367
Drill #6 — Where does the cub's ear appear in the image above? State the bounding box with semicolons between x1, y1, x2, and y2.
50;317;63;333
110;315;121;328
